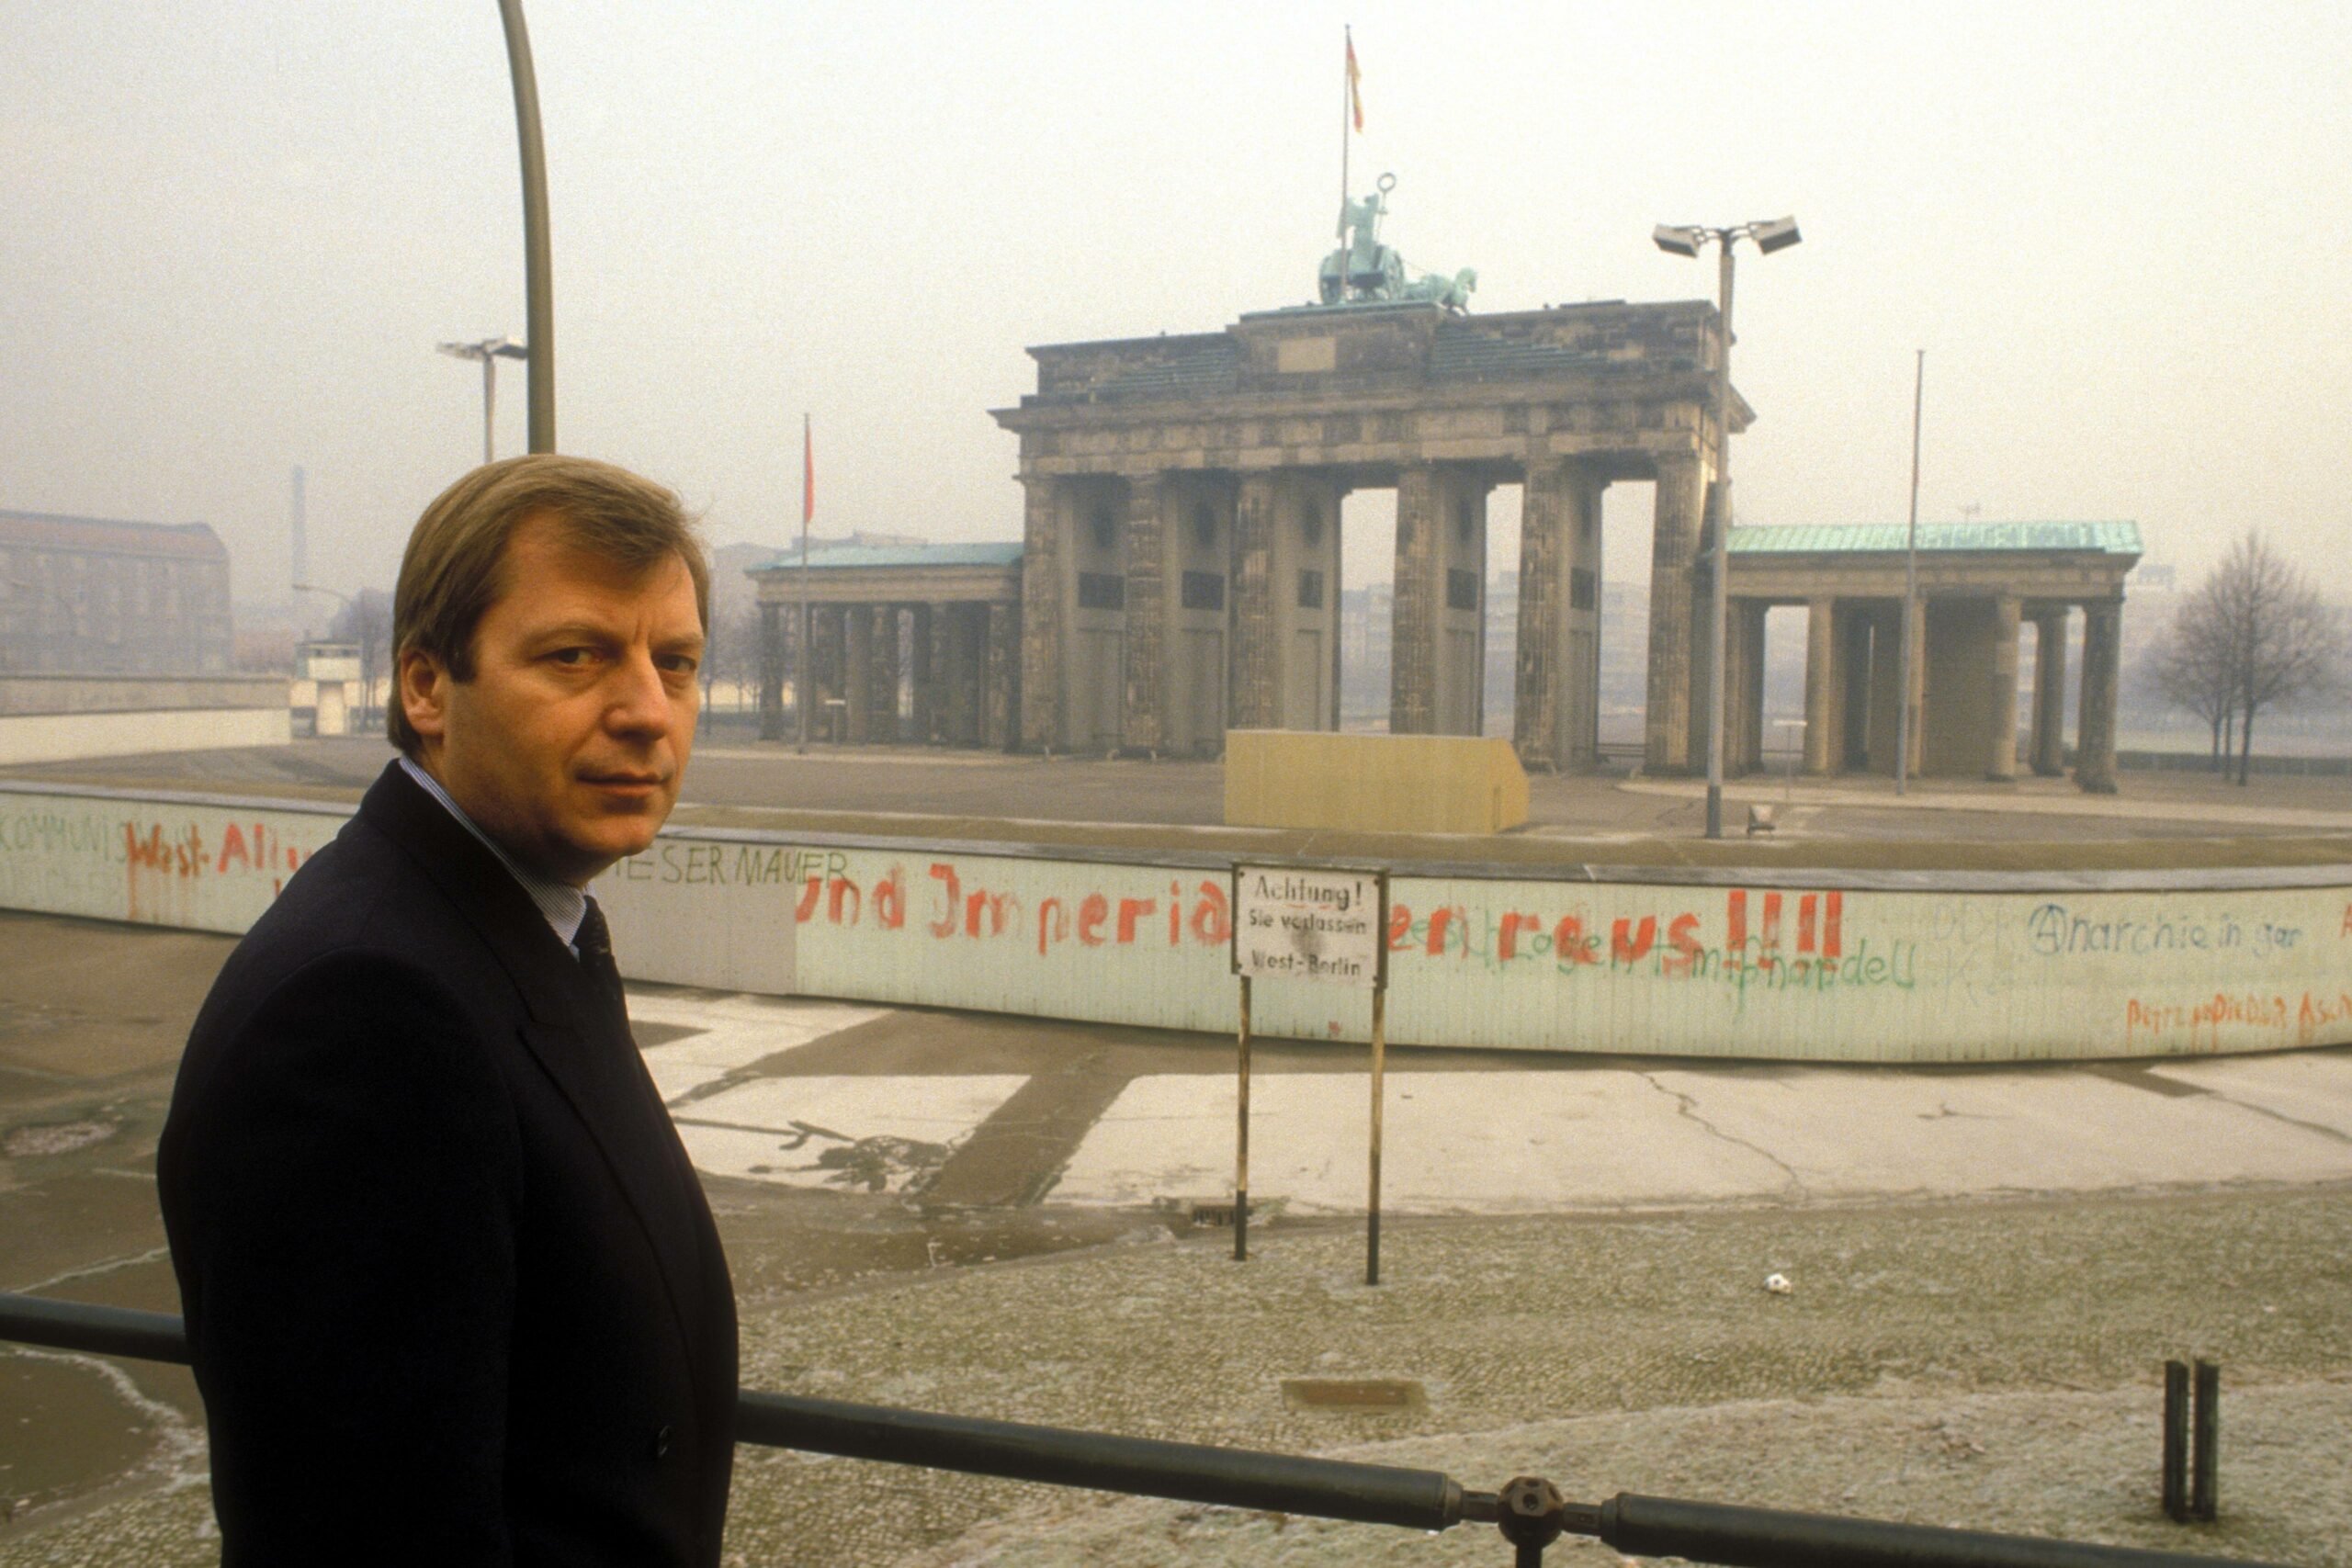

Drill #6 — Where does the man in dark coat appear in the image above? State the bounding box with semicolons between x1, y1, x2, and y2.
159;455;736;1566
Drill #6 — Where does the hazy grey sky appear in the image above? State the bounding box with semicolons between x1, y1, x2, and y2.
5;2;2347;606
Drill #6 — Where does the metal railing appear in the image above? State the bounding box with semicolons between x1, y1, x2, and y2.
0;1292;2287;1568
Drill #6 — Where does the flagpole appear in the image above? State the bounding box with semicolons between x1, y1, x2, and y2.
1339;26;1351;269
797;412;812;754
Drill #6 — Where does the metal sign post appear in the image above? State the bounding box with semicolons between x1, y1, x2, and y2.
1234;974;1252;1262
1231;865;1389;1279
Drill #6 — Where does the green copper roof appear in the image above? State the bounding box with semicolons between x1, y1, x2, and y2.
1729;522;2142;557
751;541;1023;573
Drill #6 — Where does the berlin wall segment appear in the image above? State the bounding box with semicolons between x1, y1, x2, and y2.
5;785;2350;1064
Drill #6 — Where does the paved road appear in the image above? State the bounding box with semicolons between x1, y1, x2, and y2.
625;986;2352;1213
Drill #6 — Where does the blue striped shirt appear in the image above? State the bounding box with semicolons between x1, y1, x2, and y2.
398;756;591;953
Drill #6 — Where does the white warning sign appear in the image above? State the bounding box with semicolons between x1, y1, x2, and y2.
1231;865;1386;988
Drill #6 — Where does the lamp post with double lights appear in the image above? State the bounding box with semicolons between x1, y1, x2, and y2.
1651;215;1801;839
436;336;530;466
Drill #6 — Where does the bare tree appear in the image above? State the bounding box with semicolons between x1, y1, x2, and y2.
2150;580;2235;769
2170;533;2344;784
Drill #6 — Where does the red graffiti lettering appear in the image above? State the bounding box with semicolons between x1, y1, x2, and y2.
1037;897;1069;954
1427;906;1465;957
965;890;1012;937
1552;915;1600;964
927;863;960;937
1611;915;1657;964
873;867;907;930
796;876;822;922
1823;891;1843;958
1498;912;1541;962
827;877;861;925
1387;905;1413;951
216;823;248;874
1077;893;1109;946
1191;880;1231;944
1726;889;1747;954
1115;897;1156;944
1662;912;1703;976
1797;893;1817;955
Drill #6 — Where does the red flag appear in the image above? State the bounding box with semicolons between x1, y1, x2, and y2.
1346;33;1363;131
801;413;814;525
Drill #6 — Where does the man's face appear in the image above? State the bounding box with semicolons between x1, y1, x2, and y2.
400;512;704;886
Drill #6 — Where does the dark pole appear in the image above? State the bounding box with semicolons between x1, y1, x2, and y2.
497;0;555;453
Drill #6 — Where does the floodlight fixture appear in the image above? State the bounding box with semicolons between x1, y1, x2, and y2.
1751;216;1803;254
1652;224;1704;258
437;336;531;464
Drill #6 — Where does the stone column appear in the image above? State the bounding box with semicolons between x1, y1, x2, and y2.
1228;472;1280;729
1511;459;1569;768
1986;594;2022;781
2074;599;2120;794
874;607;904;743
925;603;956;744
757;602;785;740
1736;601;1769;773
1017;475;1062;751
2030;611;2068;776
955;605;986;745
843;605;873;743
1802;595;1837;774
1644;456;1706;773
1389;463;1441;734
810;605;842;742
1120;474;1169;752
986;602;1019;750
906;604;936;744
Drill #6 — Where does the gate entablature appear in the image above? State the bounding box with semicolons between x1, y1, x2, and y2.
993;299;1754;772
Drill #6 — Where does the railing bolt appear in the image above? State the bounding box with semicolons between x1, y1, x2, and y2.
1496;1475;1566;1568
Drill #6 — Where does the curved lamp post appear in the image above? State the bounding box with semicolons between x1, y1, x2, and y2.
496;0;555;453
1652;216;1800;839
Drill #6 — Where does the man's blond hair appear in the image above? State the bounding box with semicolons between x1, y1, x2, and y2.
389;455;709;755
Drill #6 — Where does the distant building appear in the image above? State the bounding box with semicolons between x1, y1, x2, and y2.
0;510;232;674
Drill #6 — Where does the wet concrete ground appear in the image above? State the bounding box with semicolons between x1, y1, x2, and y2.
1;909;2348;1563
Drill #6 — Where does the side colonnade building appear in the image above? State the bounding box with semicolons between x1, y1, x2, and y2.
748;543;1022;749
1723;521;2139;793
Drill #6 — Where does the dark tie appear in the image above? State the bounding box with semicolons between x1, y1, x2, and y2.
574;897;628;1018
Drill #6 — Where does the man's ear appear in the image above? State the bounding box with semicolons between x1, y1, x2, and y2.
399;647;451;744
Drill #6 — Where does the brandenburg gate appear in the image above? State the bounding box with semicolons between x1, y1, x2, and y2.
992;295;1742;773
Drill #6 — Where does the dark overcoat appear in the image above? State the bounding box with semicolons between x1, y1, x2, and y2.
159;761;737;1567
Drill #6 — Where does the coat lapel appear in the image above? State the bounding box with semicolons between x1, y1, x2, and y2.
356;762;710;1362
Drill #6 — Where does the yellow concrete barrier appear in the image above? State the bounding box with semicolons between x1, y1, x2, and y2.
1223;730;1529;835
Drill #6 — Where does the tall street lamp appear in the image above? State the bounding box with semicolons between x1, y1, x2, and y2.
1652;216;1801;839
437;336;529;466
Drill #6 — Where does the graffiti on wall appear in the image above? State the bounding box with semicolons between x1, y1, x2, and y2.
4;786;2350;1064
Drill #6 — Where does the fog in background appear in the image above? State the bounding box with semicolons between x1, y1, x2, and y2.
5;1;2347;607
